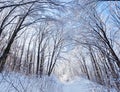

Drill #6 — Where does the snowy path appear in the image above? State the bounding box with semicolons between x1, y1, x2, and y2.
0;73;117;92
62;77;108;92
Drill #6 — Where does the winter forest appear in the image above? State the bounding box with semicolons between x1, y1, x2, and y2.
0;0;120;92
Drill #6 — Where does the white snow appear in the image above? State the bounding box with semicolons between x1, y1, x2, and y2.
0;72;117;92
0;72;63;92
63;77;117;92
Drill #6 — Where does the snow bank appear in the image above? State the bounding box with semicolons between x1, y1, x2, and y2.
63;77;117;92
0;72;63;92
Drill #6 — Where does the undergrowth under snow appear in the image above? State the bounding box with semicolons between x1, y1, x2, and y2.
0;72;62;92
0;72;118;92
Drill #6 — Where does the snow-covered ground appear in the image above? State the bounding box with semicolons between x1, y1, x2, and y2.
63;77;117;92
0;72;117;92
0;72;62;92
